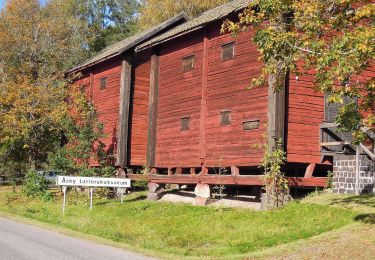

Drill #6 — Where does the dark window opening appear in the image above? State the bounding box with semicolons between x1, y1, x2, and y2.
181;116;190;131
182;55;194;72
221;42;235;60
220;110;231;126
100;77;107;90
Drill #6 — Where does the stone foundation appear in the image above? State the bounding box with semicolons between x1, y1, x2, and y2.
333;154;375;194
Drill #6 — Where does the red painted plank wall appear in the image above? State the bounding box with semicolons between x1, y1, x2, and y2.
156;33;204;167
286;63;375;164
205;24;266;167
91;58;122;162
287;72;324;164
129;50;152;165
155;25;267;168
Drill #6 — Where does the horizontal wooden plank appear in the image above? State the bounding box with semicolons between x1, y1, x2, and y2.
127;174;328;187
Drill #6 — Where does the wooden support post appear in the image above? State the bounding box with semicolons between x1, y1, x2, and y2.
146;52;160;168
199;34;209;162
190;168;196;175
168;168;174;176
175;167;182;175
149;168;158;175
89;72;94;100
199;166;208;176
355;145;360;195
231;166;240;176
116;55;133;167
268;73;286;150
304;163;316;178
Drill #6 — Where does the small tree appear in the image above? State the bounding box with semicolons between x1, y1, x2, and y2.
261;140;289;210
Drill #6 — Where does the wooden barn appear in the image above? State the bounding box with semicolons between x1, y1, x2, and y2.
69;0;375;199
130;0;330;188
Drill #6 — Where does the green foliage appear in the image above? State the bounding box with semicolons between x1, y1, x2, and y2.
0;0;88;177
131;180;148;191
139;0;230;29
261;139;289;210
22;170;51;200
327;171;334;189
69;0;140;54
222;0;375;140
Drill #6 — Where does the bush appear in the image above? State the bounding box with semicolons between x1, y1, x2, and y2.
22;170;50;199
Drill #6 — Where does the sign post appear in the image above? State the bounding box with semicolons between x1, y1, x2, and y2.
89;188;93;210
62;186;67;215
57;176;131;214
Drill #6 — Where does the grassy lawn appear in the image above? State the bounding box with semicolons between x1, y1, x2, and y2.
0;187;368;259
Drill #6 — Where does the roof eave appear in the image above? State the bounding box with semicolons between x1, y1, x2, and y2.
66;12;190;75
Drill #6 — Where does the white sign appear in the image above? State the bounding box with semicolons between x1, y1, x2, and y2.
57;176;131;188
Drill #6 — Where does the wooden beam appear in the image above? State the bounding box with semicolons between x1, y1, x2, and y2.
320;141;350;147
268;73;286;149
199;34;209;162
115;55;132;167
359;143;375;161
146;53;160;168
127;174;328;187
304;163;316;178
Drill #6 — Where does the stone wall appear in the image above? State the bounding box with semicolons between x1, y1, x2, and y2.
333;154;375;194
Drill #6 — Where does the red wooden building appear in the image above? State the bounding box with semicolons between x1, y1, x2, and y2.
68;13;188;167
70;0;343;196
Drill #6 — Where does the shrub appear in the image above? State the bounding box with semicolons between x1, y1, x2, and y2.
22;170;50;199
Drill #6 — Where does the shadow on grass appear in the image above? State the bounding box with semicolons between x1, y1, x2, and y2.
354;213;375;224
327;195;375;225
95;195;147;206
329;195;375;208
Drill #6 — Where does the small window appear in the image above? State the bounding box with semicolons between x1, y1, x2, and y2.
181;116;190;131
100;77;107;90
182;56;194;72
221;42;235;60
220;110;231;126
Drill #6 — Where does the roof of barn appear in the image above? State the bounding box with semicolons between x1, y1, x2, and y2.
67;12;189;74
136;0;251;52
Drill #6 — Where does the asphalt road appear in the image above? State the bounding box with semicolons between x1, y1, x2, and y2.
0;217;155;260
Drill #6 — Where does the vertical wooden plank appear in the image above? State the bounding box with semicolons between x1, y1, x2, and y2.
146;52;160;168
89;71;94;100
268;73;286;150
116;55;133;167
199;34;209;163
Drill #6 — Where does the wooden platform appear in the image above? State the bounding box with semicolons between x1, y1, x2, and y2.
127;174;328;187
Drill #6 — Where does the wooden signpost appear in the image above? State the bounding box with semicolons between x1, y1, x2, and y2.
57;176;131;215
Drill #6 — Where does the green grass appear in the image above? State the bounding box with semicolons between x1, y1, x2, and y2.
0;187;357;258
